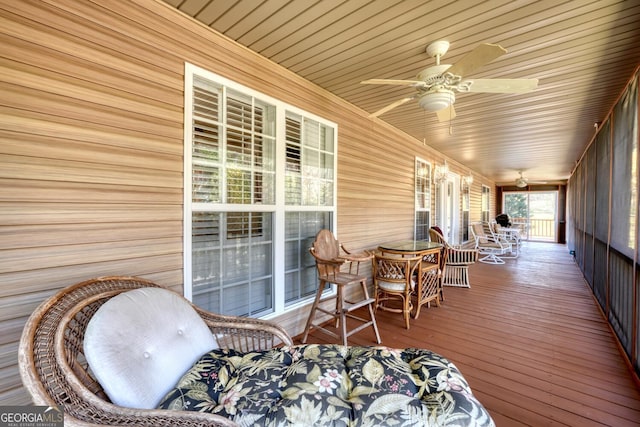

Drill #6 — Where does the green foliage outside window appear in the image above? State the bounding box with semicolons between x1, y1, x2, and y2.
505;193;528;219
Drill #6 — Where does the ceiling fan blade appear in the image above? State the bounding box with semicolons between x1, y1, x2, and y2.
445;43;507;77
467;78;539;93
369;96;415;117
361;78;424;86
436;104;456;122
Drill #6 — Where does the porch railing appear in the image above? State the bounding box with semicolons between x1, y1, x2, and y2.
511;218;555;241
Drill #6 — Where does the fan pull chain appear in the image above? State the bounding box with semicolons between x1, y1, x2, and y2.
423;110;428;145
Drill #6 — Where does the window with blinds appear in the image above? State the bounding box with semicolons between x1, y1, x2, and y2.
284;112;335;306
285;113;334;206
185;65;336;318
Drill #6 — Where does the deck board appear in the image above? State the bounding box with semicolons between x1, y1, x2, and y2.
295;242;640;426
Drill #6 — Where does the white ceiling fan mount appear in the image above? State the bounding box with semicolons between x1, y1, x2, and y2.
361;40;539;121
426;40;450;59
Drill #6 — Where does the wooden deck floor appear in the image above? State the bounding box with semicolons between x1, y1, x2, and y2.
294;242;640;426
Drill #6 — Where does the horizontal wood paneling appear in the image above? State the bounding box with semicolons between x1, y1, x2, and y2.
1;0;188;404
0;111;181;153
0;0;495;404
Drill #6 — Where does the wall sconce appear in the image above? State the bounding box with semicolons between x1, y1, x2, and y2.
462;174;474;188
433;161;449;185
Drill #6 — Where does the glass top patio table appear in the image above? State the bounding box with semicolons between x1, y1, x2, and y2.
378;240;442;252
378;240;442;254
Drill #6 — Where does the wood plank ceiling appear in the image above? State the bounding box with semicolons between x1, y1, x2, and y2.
163;0;640;185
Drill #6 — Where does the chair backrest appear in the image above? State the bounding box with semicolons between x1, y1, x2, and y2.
428;228;449;270
483;221;494;238
493;222;506;237
430;225;444;237
429;227;449;248
373;253;421;292
470;222;489;245
309;229;344;278
312;229;340;259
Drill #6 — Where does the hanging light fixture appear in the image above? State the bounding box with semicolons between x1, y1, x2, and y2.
434;161;449;184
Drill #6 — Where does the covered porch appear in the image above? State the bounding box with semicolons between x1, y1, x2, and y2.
298;242;640;426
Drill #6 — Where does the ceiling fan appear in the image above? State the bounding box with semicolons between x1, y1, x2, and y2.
515;171;547;188
361;40;539;120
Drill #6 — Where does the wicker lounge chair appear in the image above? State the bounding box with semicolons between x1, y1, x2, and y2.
18;276;292;427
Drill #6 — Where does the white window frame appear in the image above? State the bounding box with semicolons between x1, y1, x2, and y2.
414;158;431;240
481;184;491;223
183;63;337;318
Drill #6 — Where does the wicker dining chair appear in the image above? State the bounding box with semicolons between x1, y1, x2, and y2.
18;276;292;427
372;252;422;329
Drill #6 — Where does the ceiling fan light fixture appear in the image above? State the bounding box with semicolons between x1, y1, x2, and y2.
362;40;536;119
418;89;455;111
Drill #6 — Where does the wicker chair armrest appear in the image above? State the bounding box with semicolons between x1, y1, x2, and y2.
196;309;293;350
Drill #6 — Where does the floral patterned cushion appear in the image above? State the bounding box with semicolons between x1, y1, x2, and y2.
157;344;495;427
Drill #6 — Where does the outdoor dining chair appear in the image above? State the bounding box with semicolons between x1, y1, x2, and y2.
372;252;422;329
429;227;478;288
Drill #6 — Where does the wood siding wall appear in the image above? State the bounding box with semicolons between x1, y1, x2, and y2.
0;0;496;404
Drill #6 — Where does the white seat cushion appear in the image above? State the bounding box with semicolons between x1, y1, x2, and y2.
377;278;415;292
83;287;217;409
